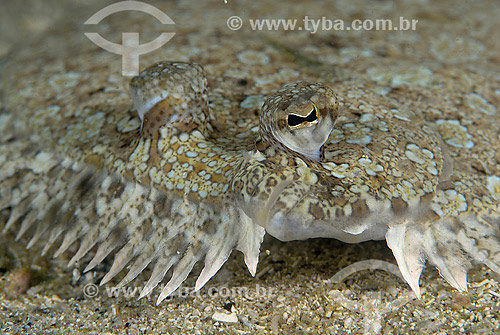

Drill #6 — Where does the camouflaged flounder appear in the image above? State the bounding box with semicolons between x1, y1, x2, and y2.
1;55;500;305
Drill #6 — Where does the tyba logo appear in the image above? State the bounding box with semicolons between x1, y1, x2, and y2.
328;260;417;334
84;1;175;76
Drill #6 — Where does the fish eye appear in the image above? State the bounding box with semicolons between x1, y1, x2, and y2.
287;104;318;128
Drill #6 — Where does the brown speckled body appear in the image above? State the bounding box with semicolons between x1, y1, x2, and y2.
1;0;500;315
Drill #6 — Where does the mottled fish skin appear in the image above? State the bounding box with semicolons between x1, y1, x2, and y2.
235;82;444;243
1;61;500;304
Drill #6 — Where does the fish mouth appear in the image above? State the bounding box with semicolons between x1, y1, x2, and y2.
238;178;391;243
264;207;390;243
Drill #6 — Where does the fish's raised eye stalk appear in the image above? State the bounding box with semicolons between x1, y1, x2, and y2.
259;82;339;161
